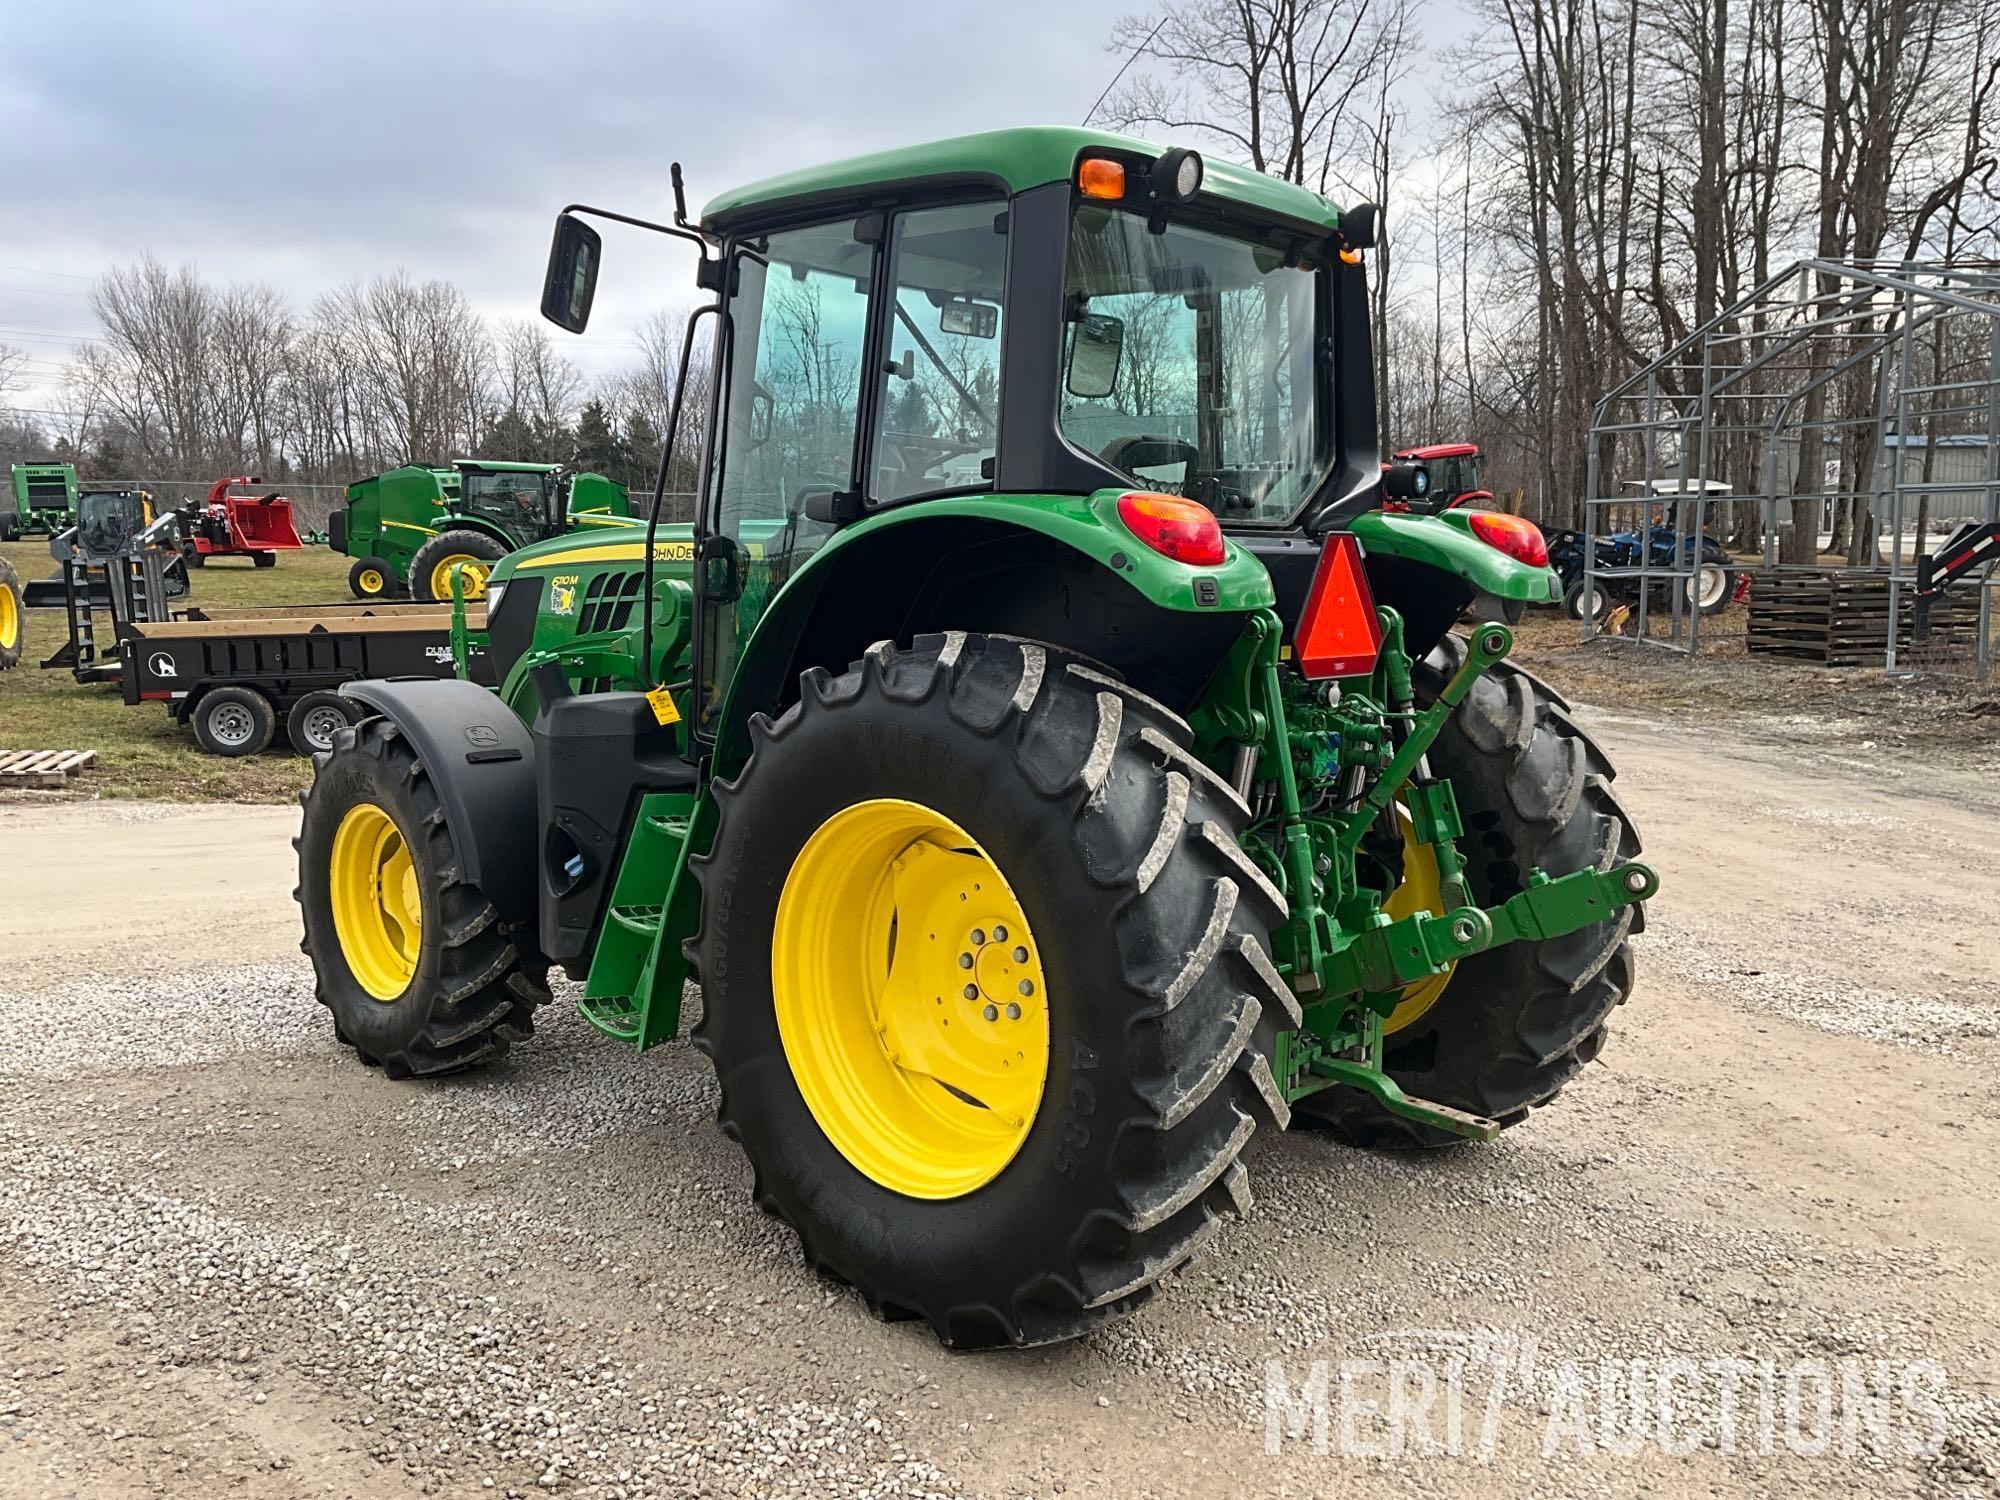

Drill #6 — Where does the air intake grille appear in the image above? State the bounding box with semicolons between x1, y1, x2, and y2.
576;570;644;635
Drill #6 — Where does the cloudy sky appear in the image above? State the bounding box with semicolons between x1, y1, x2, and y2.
0;0;1457;415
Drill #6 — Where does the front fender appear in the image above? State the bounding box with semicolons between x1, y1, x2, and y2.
708;490;1276;773
1352;510;1561;603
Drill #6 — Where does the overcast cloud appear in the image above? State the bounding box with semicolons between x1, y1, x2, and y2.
1;0;1151;408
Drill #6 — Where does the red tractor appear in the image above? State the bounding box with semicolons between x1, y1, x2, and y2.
180;477;306;569
1386;442;1494;513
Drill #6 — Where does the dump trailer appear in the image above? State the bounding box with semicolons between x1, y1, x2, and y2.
2;463;80;541
180;476;306;566
122;599;486;756
329;461;634;602
297;128;1656;1350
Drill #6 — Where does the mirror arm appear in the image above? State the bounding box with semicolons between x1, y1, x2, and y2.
892;304;994;429
558;202;717;261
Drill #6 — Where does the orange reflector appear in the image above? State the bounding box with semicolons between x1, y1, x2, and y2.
1116;491;1225;566
1294;534;1382;679
1339;247;1363;265
1077;157;1127;200
1467;510;1550;567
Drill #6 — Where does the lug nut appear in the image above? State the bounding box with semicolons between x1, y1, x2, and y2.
958;953;973;969
963;984;979;1000
1012;946;1028;963
1018;979;1034;996
970;928;986;945
982;1004;999;1022
992;925;1007;942
1005;1002;1021;1020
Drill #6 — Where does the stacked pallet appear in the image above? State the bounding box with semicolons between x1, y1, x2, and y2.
0;749;97;788
1746;570;1975;667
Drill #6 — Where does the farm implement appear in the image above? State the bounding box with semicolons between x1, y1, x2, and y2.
295;127;1655;1348
179;476;305;567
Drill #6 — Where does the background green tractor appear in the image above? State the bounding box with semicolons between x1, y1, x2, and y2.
296;128;1654;1349
329;459;633;602
3;463;80;541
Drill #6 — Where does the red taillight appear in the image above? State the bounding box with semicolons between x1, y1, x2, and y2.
1467;511;1549;567
1116;491;1225;567
1294;534;1382;679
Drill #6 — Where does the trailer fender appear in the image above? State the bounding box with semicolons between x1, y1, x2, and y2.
337;678;538;928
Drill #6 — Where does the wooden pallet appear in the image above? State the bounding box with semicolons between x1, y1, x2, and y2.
1746;570;1974;666
0;750;98;788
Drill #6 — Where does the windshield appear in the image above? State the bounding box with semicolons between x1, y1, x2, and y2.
1060;205;1324;524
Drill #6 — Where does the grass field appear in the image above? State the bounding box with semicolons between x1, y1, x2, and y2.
0;541;355;802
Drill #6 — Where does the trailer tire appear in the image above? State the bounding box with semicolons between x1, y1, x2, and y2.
296;716;549;1078
692;632;1297;1348
192;685;277;757
411;530;508;603
0;558;23;671
253;550;277;569
1293;634;1643;1147
349;557;396;600
286;690;361;755
0;511;18;543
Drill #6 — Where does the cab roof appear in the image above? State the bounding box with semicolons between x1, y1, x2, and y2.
701;126;1346;235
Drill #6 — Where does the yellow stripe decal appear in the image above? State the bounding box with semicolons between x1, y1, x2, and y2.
516;541;697;569
382;520;440;535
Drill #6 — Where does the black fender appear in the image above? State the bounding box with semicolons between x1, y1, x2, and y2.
338;678;538;927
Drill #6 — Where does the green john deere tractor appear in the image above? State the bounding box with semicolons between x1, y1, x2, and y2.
330;459;633;602
296;128;1654;1348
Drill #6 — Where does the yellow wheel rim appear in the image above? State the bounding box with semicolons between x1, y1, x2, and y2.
0;585;17;651
429;554;489;601
772;798;1051;1200
1381;808;1457;1034
358;568;385;595
328;803;423;1002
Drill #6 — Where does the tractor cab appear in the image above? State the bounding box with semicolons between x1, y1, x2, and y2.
1387;442;1494;513
458;463;559;536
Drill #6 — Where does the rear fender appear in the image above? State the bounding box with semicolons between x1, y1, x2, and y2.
1351;509;1561;660
338;678;538;926
708;490;1276;776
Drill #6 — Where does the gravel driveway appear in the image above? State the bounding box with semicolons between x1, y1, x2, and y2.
2;705;1997;1499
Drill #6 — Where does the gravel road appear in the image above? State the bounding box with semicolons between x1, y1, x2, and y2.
2;705;1997;1499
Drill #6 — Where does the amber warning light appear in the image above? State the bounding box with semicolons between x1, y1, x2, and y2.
1294;534;1382;679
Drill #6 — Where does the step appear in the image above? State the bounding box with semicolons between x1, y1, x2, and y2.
608;903;664;938
577;992;642;1041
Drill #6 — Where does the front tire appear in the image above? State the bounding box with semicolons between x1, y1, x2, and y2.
349;557;396;600
296;717;549;1076
691;632;1296;1347
1297;635;1643;1147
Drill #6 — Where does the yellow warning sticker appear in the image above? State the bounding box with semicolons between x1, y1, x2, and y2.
645;687;682;726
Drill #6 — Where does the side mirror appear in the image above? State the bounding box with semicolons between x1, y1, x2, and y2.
1382;460;1431;500
541;213;602;334
749;383;774;446
1066;312;1125;400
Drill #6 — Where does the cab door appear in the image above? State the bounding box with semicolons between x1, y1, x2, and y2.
693;217;876;738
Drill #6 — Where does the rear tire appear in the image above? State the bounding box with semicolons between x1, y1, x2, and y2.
192;685;277;757
1562;578;1610;622
410;530;508;603
0;558;23;671
1295;634;1643;1147
691;632;1297;1347
296;716;549;1076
